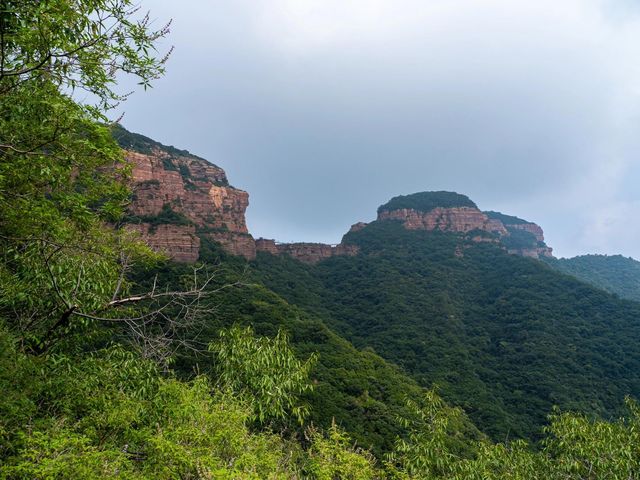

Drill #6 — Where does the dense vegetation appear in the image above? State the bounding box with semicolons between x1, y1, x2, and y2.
500;227;542;250
484;211;530;225
113;124;206;162
253;220;640;443
546;254;640;302
4;1;640;477
124;203;194;231
140;242;438;457
378;191;477;214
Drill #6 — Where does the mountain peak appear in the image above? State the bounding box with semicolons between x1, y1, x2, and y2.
374;192;553;259
377;191;477;214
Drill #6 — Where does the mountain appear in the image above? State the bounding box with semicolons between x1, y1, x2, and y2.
115;126;472;454
545;254;640;302
252;202;640;442
117;129;550;264
114;125;257;260
118;126;640;446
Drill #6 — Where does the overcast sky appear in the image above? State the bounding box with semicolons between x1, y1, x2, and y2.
115;0;640;259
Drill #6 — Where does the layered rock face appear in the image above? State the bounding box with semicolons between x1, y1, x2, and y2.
378;207;508;236
485;212;552;258
118;127;358;264
118;127;256;261
255;238;359;264
375;192;554;259
513;246;553;259
119;128;555;264
127;224;201;263
502;222;553;259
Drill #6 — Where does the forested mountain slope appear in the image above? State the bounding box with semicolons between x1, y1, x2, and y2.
252;220;640;442
545;254;640;302
136;241;483;457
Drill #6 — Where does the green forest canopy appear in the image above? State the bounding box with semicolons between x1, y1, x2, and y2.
377;191;478;214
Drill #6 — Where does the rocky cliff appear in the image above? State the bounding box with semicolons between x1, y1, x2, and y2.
116;128;553;263
116;126;256;261
375;192;553;259
378;207;508;236
118;127;357;264
485;211;553;258
255;238;359;264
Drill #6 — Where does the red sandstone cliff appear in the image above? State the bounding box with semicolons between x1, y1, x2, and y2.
505;223;545;243
119;128;358;264
377;207;508;236
124;143;256;261
376;201;553;259
119;128;553;264
502;222;553;258
255;238;359;264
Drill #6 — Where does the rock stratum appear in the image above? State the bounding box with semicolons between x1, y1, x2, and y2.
255;239;359;264
117;128;552;263
375;192;553;259
117;126;355;264
117;127;256;262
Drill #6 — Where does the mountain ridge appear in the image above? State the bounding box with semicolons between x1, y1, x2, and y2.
116;127;554;263
118;125;640;445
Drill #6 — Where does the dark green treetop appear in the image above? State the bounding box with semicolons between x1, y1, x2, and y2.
378;191;477;214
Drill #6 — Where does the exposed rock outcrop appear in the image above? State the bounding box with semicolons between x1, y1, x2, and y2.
127;224;201;263
119;127;360;265
255;238;359;264
485;211;553;259
118;127;256;261
375;192;554;259
508;246;554;258
255;238;280;255
505;223;545;243
118;127;556;264
349;222;369;233
378;207;508;235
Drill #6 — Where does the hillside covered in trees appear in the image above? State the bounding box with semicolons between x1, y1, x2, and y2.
4;1;640;479
545;254;640;302
252;220;640;442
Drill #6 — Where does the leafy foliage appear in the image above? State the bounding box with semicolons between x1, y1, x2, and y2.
0;0;171;109
386;391;640;479
305;422;381;479
144;246;439;457
378;191;477;214
124;203;194;230
210;325;317;425
387;390;476;478
0;329;296;478
0;0;170;354
546;254;640;302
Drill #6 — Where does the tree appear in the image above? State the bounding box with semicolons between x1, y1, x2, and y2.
209;325;317;425
0;1;198;360
0;0;171;110
305;422;381;480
